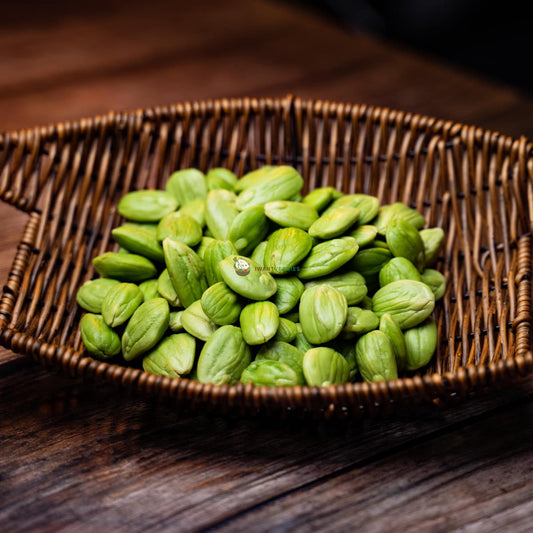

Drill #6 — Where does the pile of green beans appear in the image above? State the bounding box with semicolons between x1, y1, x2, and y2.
77;166;445;387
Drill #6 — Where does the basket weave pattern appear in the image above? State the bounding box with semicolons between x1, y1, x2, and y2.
0;96;531;418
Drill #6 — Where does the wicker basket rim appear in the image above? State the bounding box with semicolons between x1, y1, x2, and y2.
1;95;532;156
1;94;532;416
3;326;531;397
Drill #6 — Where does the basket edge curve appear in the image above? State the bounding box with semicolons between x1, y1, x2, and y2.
0;95;532;417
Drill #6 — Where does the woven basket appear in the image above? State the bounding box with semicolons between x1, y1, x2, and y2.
0;95;531;419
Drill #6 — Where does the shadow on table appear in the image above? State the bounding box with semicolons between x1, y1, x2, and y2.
3;361;531;469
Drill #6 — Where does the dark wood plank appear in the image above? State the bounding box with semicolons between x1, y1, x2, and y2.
0;363;531;532
209;400;533;533
0;0;530;139
275;46;533;138
0;0;364;130
0;0;292;98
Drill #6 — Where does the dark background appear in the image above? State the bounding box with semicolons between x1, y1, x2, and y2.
284;0;532;93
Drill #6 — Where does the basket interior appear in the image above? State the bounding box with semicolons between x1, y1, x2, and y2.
0;97;531;382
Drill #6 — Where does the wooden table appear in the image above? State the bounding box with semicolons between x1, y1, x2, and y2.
1;1;532;530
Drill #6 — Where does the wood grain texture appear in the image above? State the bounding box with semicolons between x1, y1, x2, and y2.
0;0;532;530
0;363;531;532
211;401;533;533
0;0;531;137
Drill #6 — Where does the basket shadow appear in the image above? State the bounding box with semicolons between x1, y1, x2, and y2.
5;364;530;468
